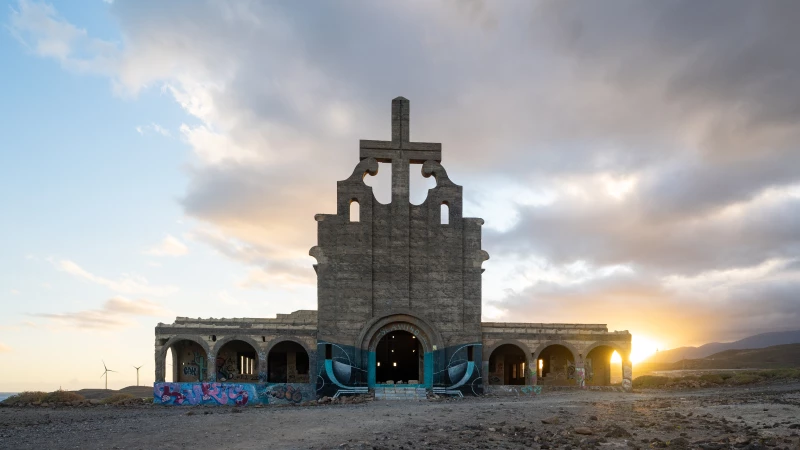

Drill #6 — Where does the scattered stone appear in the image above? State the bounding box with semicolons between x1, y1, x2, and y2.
574;427;593;435
542;416;560;425
605;425;632;438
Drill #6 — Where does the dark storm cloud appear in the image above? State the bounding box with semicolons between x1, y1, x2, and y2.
97;0;800;342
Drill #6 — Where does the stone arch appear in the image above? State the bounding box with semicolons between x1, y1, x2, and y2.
265;335;314;356
534;341;579;386
486;341;532;386
266;337;313;383
211;335;265;356
356;310;444;353
356;310;444;388
532;340;580;361
212;336;263;383
582;341;628;360
155;335;211;383
583;342;627;387
483;339;533;362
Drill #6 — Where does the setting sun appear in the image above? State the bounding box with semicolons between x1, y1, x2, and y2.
630;336;662;364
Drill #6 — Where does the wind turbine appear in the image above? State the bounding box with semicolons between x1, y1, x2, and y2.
101;360;116;390
133;364;144;386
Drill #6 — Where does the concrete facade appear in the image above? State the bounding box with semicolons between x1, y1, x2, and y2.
153;97;632;405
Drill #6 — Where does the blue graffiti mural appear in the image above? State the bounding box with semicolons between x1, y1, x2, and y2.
154;382;312;406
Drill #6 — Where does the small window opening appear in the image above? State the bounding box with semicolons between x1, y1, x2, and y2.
262;336;266;342
441;203;449;225
467;346;474;362
325;344;332;360
350;199;360;222
211;335;216;342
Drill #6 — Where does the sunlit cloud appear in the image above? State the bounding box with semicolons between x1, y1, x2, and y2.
32;296;171;330
8;0;800;352
144;234;188;257
54;259;178;296
0;343;11;353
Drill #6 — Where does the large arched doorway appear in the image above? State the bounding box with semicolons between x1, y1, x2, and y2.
585;345;622;386
537;344;576;386
167;339;208;382
374;330;423;385
268;341;310;383
215;340;259;383
488;344;527;385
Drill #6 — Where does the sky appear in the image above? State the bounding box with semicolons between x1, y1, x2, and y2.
1;0;799;391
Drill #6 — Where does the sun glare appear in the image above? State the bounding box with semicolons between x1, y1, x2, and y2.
630;336;661;364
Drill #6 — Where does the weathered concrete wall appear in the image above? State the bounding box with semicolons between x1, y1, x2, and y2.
154;310;317;384
310;97;488;395
481;322;633;390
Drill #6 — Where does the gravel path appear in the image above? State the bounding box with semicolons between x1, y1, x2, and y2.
1;383;799;449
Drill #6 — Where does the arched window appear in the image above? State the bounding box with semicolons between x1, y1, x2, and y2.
350;200;360;222
440;203;449;225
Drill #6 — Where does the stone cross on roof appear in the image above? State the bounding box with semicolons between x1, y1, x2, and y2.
358;97;441;204
359;97;442;164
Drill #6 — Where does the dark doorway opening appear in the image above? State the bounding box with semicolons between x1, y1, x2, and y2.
375;330;423;384
268;341;310;383
488;344;527;385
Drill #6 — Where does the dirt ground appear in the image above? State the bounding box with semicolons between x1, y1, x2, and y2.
1;382;799;450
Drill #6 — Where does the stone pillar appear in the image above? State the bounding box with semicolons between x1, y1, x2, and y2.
481;360;490;390
525;353;536;386
622;355;633;392
575;356;585;389
207;352;217;382
258;351;268;383
154;346;165;383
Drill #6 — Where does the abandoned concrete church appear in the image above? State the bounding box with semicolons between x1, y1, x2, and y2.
153;98;632;405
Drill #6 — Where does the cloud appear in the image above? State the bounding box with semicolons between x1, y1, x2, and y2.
32;296;171;330
144;234;188;257
135;122;171;137
12;0;800;346
0;343;12;353
54;259;178;296
8;0;118;75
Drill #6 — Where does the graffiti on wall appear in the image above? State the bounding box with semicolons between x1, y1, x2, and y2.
575;367;585;388
154;382;311;406
270;384;304;403
585;358;594;382
488;385;542;396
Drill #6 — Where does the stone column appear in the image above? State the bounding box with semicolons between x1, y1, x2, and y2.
154;346;165;383
207;352;217;382
481;360;490;392
258;351;268;383
575;356;586;389
622;355;633;392
525;353;536;386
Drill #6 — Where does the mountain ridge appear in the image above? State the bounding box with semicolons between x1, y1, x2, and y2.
642;330;800;364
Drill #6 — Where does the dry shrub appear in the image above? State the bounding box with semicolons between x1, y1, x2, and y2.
699;374;725;384
632;375;669;388
42;390;85;403
727;374;762;385
2;391;47;405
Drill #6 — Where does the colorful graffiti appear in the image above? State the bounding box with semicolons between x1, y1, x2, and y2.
488;385;542;396
270;384;304;403
154;382;312;406
575;367;586;388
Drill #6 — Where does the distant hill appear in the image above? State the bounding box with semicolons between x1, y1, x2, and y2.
72;385;152;400
642;330;800;364
668;343;800;370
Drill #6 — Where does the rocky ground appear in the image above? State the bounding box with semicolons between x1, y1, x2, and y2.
1;382;799;449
